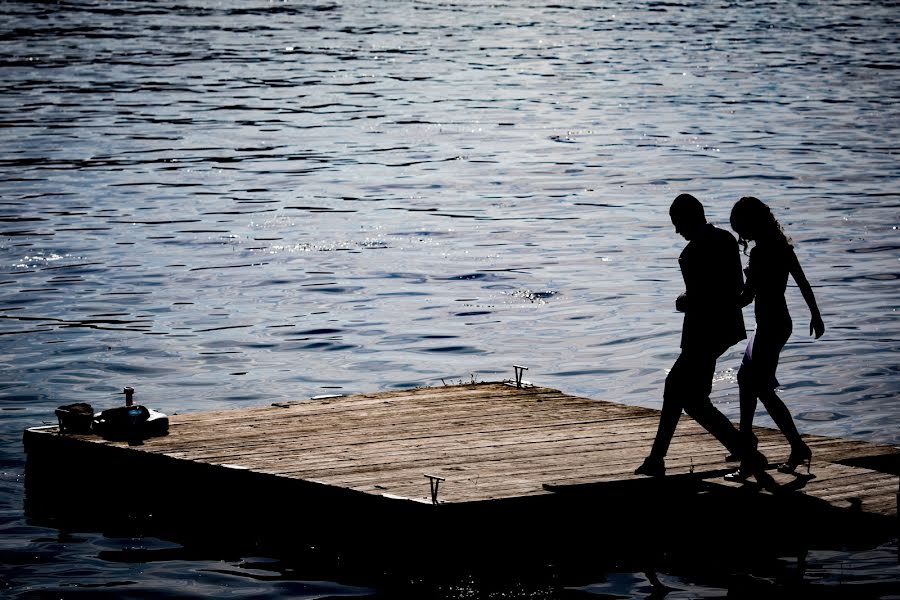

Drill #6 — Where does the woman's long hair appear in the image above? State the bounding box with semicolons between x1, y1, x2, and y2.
730;196;791;253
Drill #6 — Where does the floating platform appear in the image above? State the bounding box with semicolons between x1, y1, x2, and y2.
23;382;899;569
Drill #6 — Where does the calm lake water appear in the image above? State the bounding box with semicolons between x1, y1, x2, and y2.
1;0;898;597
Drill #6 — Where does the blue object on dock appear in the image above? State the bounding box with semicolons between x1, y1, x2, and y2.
93;405;168;439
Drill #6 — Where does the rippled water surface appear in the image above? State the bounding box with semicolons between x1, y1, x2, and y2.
1;1;898;597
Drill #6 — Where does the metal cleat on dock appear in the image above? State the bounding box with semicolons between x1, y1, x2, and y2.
424;474;445;504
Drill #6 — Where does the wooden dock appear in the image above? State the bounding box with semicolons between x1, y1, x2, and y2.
23;382;899;566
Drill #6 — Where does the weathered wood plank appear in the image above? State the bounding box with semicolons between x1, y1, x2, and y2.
156;416;671;460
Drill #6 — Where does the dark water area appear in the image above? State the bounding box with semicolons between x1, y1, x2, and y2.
1;0;898;597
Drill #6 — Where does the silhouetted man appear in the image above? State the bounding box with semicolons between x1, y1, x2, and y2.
635;194;766;478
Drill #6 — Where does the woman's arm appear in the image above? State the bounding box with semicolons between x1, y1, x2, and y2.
738;267;754;308
788;248;825;338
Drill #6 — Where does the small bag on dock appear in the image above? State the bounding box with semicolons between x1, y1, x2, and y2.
55;403;94;434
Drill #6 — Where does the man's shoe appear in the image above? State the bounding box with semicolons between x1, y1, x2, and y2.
725;431;759;462
634;455;665;477
723;449;768;482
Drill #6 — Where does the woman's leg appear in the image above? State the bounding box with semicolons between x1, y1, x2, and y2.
759;386;812;473
726;339;759;461
751;329;809;454
757;389;805;450
738;384;757;436
722;383;759;461
736;344;759;437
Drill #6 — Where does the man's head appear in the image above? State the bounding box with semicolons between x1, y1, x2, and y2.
669;193;706;240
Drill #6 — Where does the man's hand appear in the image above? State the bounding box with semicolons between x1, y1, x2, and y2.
676;292;688;312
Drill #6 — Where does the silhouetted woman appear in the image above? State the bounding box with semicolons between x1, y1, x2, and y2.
729;197;824;475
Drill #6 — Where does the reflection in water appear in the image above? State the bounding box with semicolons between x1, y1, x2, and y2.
1;0;898;597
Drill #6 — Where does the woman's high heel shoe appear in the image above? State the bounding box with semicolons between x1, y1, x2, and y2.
778;444;812;475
